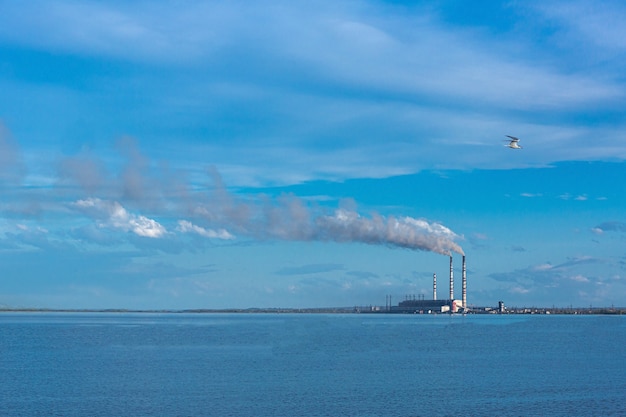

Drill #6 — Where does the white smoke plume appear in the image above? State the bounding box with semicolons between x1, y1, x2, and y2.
57;142;464;255
192;171;465;256
314;209;464;256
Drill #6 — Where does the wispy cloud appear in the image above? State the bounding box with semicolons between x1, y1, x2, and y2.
2;1;626;187
570;274;590;283
0;122;26;184
592;221;626;234
531;1;626;51
176;220;234;240
276;263;344;276
559;193;591;201
487;258;608;306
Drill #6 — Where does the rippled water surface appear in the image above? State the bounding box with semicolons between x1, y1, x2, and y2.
1;313;625;416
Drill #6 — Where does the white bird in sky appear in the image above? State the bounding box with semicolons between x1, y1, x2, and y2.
504;135;522;149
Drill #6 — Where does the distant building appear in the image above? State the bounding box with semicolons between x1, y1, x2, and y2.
391;299;464;314
387;255;467;314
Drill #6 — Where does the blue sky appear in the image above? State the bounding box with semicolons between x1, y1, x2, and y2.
1;0;626;309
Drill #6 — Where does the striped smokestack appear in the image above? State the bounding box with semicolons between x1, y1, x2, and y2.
462;255;467;308
449;255;454;301
433;273;437;300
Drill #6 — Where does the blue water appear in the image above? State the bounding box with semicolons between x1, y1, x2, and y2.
1;313;625;416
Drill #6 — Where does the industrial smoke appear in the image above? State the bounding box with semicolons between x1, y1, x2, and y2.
314;209;464;255
200;199;464;256
188;168;465;256
64;147;465;257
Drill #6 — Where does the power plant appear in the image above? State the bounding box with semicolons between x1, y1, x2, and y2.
388;255;468;314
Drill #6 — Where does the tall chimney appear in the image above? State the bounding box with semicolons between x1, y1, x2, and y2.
449;255;454;301
462;256;467;308
433;273;437;300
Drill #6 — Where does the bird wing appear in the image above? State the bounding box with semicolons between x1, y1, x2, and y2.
506;135;519;142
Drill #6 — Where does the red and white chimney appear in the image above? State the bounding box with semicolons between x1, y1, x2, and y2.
449;255;454;301
462;255;467;308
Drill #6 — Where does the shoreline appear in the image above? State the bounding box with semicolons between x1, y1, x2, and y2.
1;306;625;315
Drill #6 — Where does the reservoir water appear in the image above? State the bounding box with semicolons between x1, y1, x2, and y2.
1;312;625;416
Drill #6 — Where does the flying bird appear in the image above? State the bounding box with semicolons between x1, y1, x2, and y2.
504;135;522;149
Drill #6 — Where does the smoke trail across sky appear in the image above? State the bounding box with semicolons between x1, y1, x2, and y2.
190;168;465;256
8;136;464;257
314;209;464;256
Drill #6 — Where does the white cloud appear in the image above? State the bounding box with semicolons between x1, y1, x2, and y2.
0;1;204;62
176;220;234;240
73;198;166;238
510;286;530;294
570;274;590;283
1;2;621;110
1;1;626;188
533;263;554;271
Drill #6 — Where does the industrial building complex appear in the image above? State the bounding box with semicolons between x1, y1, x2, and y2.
387;255;468;314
